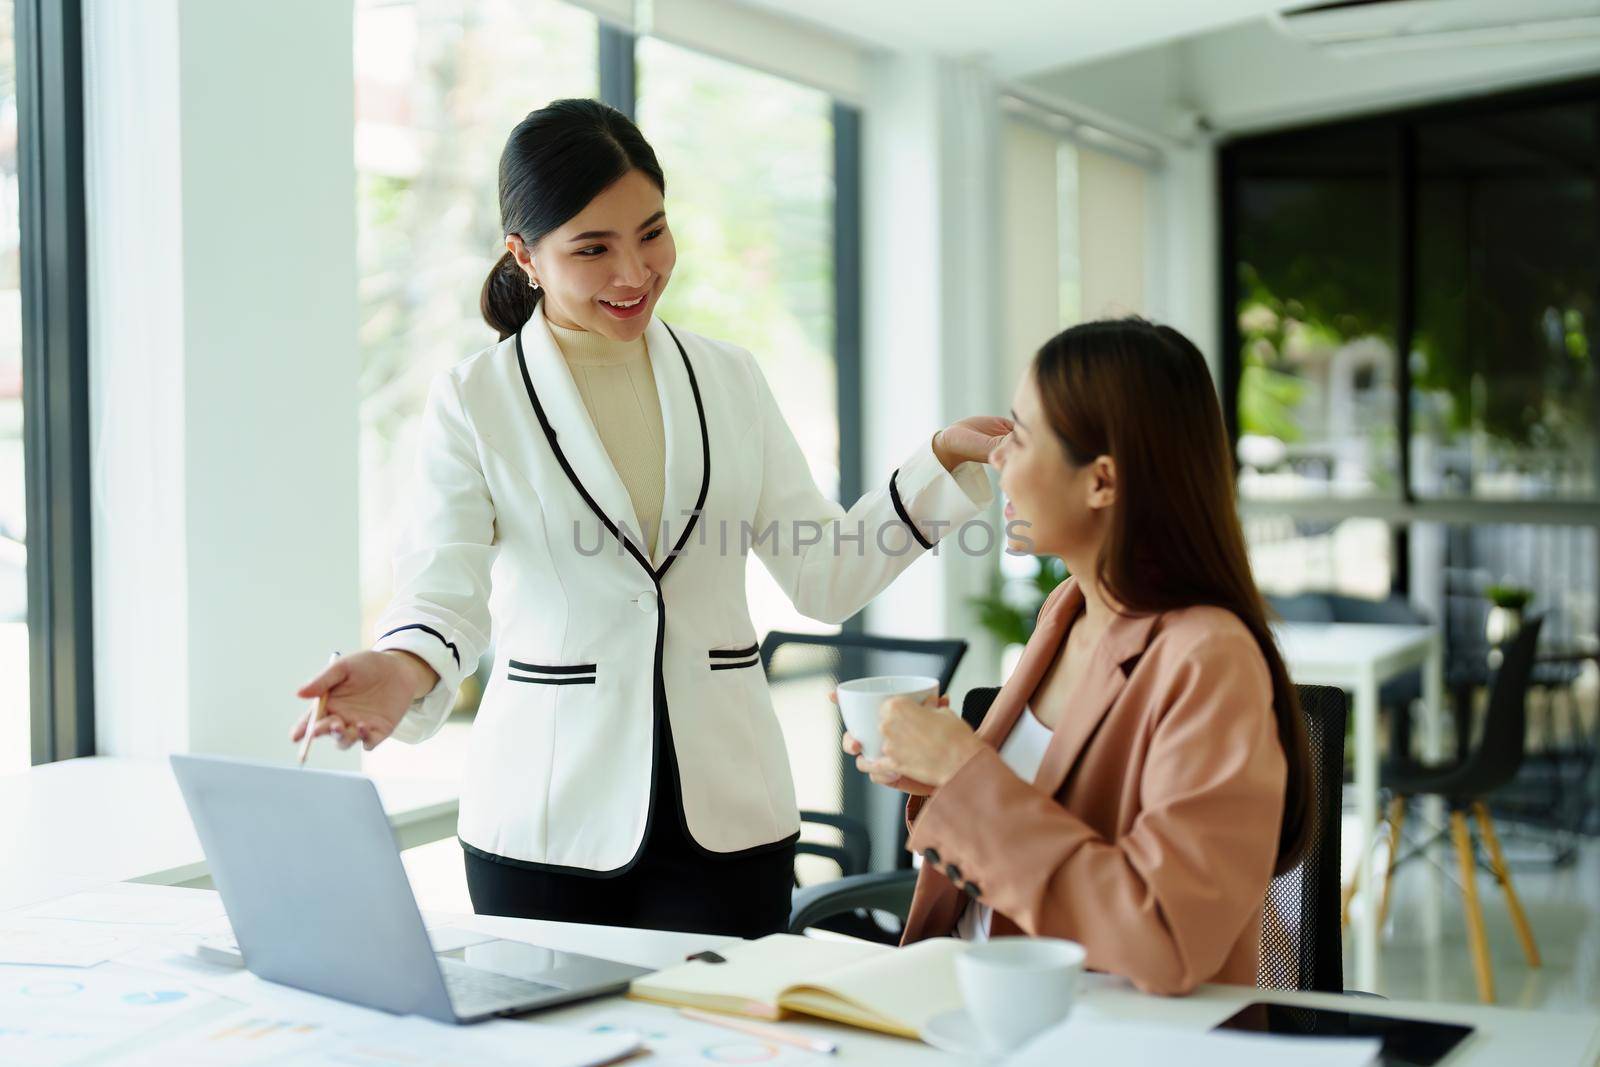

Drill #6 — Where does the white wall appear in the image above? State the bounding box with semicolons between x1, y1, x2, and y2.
859;52;1007;867
87;0;362;766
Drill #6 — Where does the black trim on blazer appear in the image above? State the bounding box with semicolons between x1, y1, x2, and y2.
507;673;595;686
708;644;759;659
710;658;761;671
504;318;796;877
888;468;935;551
655;323;712;580
508;659;596;674
513;322;709;585
378;623;462;669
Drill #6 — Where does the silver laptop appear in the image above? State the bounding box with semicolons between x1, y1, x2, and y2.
170;754;652;1024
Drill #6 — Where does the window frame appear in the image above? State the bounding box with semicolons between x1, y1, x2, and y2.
16;0;94;764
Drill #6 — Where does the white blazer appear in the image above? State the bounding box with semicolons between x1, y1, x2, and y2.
373;311;993;875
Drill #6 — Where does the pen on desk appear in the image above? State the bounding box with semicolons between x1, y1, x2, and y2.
679;1008;838;1055
297;651;341;766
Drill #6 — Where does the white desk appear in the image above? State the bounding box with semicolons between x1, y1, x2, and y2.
10;883;1597;1066
1276;622;1445;991
0;757;458;897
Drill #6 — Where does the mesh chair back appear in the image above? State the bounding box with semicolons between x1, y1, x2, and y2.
1259;683;1346;993
760;631;966;875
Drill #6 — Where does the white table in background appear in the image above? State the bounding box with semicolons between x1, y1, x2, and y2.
1275;622;1445;991
0;756;458;898
11;882;1598;1066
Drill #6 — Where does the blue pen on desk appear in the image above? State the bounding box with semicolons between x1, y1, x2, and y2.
297;651;341;766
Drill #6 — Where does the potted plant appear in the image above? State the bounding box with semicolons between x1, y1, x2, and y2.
1484;584;1532;645
969;558;1070;675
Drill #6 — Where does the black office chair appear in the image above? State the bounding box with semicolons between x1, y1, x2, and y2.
761;630;966;943
1371;615;1545;1004
789;683;1348;995
1259;684;1347;994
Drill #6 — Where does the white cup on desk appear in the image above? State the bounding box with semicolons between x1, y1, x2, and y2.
835;675;940;759
956;937;1086;1054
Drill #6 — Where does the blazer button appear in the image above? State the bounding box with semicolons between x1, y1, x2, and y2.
945;864;964;887
635;590;657;613
964;881;982;899
922;848;941;867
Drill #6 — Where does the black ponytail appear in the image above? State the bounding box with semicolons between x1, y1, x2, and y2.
480;251;539;341
480;98;666;340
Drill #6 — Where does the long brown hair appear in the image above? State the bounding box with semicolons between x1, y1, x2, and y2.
1033;317;1312;875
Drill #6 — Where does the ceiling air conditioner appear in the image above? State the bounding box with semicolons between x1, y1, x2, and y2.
1277;0;1600;57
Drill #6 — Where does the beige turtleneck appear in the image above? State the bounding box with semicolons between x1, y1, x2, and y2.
544;308;667;562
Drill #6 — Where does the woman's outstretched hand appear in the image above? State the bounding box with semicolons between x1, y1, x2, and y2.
933;416;1014;472
290;650;436;752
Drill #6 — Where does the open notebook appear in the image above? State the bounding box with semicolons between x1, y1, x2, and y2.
627;934;965;1039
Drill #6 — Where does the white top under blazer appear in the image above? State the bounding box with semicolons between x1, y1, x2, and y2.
372;311;994;875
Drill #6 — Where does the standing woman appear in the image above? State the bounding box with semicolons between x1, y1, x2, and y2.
293;99;1004;938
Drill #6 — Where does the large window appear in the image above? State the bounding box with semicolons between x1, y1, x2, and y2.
1411;103;1599;500
636;37;840;640
353;0;599;658
1225;82;1600;506
354;0;598;779
1222;78;1600;651
1228;124;1400;502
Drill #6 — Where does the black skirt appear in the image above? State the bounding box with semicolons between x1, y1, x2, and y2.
462;722;796;940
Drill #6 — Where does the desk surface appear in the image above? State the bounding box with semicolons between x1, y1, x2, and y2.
23;882;1593;1067
0;756;457;898
1276;622;1438;677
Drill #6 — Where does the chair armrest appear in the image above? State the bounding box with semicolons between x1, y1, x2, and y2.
788;870;918;934
798;810;871;876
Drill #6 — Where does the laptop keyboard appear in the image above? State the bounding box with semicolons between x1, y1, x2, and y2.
438;957;564;1015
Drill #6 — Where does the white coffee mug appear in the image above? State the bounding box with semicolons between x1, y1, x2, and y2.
835;675;940;759
956;937;1086;1054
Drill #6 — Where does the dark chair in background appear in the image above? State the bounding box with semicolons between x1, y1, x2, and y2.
760;630;966;943
789;683;1349;996
1373;615;1546;1004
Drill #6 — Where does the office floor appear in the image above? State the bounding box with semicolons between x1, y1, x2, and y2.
1358;824;1600;1012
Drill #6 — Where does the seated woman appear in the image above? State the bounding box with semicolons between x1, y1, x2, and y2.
847;318;1312;996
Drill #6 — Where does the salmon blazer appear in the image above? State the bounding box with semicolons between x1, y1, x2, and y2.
372;312;993;875
900;578;1288;995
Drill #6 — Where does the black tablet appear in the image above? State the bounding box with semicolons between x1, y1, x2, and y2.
1213;1001;1474;1066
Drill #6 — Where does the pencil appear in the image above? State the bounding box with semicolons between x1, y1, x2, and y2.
297;651;341;766
679;1007;838;1055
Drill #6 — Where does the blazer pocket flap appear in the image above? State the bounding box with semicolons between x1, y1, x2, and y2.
707;644;761;671
507;659;598;684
